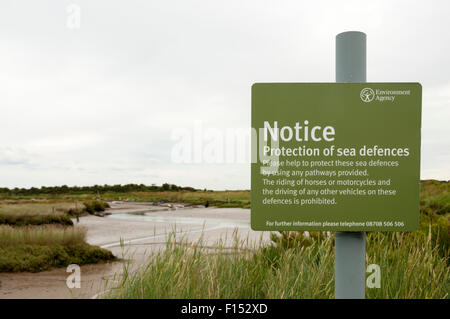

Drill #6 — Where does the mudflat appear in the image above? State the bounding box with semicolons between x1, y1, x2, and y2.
0;204;269;299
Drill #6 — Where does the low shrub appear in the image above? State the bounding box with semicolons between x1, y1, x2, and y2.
0;243;115;272
0;213;73;226
67;208;86;218
0;225;116;272
0;202;77;226
83;200;110;214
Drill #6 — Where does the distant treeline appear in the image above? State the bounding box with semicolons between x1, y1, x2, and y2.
0;183;197;195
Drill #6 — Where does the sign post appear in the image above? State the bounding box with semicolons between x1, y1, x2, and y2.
250;32;422;299
335;31;367;299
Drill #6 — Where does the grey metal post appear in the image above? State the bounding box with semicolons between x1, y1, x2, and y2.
335;31;366;299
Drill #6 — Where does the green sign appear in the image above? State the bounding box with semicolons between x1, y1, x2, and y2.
251;83;422;231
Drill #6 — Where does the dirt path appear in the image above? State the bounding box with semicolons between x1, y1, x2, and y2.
0;205;269;299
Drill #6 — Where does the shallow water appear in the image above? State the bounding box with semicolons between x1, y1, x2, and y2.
105;212;251;229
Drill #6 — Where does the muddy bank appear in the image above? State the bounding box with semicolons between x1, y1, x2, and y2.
0;204;269;299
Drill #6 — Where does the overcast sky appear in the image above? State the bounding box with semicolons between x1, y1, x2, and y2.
0;0;449;190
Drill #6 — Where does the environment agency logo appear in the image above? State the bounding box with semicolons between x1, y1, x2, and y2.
359;87;412;102
360;88;375;102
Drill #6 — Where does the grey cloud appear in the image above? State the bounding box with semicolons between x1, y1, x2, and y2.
0;0;449;188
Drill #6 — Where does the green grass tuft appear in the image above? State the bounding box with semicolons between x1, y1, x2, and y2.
105;228;448;299
83;200;110;214
0;225;116;272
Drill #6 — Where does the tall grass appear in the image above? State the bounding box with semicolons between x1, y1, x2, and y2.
0;202;77;226
366;232;449;298
106;229;448;299
0;200;109;226
0;202;78;214
0;225;116;272
0;225;86;247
